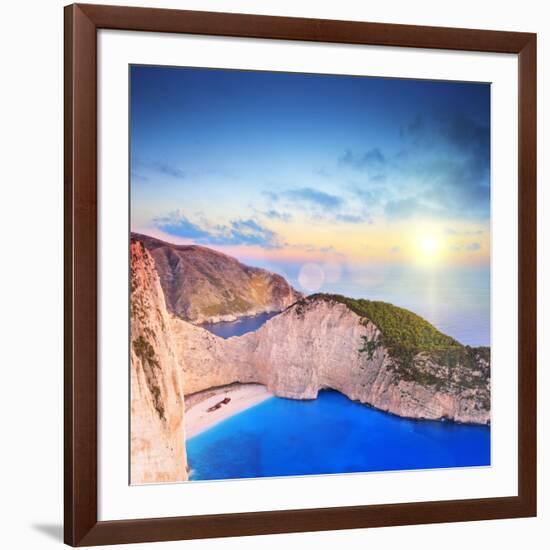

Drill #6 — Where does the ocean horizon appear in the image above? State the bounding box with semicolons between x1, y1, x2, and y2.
200;269;490;347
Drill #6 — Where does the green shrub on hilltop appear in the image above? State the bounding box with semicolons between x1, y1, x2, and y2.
310;294;459;352
297;294;490;393
295;294;490;391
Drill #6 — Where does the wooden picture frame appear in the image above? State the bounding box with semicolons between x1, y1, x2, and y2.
64;3;537;546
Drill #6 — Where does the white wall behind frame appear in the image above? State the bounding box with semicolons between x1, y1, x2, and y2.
1;1;547;550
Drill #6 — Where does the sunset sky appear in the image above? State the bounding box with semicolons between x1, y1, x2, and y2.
130;65;491;344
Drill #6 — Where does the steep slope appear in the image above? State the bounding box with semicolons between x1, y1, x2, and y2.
172;295;490;425
130;240;188;483
132;232;302;323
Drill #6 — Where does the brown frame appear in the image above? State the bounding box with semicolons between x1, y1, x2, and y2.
64;3;537;546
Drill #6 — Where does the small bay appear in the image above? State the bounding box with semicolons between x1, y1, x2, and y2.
187;390;490;481
201;311;279;339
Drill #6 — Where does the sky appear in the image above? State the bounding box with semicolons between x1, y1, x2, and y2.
130;65;491;345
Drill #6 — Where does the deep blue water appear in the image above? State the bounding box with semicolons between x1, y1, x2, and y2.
201;311;278;338
187;390;490;481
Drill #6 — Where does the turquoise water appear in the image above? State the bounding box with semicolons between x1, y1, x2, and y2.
187;390;490;481
201;311;278;339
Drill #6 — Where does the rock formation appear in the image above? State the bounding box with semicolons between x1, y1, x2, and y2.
130;239;490;482
132;232;302;323
172;296;490;425
130;240;188;484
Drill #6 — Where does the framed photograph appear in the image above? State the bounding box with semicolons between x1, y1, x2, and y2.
64;3;537;546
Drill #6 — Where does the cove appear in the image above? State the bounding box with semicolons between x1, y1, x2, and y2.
186;389;490;481
201;311;278;338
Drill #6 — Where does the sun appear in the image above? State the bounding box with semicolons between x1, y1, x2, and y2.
414;233;444;263
418;235;441;256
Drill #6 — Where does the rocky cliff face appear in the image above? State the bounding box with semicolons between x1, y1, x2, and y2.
130;240;188;484
132;233;302;323
130;241;490;482
172;296;490;425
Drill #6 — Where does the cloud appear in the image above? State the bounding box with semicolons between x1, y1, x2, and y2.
154;211;280;248
284;187;343;210
338;148;386;172
285;242;344;258
153;162;186;178
449;242;482;253
353;186;385;206
335;213;367;224
264;186;370;226
262;190;279;202
315;167;333;179
133;158;186;179
445;227;483;236
154;213;210;240
401;110;490;208
228;219;278;247
336;109;490;223
401;113;424;137
131;171;149;183
263;209;293;222
439;113;490;173
385;197;428;220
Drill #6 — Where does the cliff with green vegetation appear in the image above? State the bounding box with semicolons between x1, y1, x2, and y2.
172;293;490;425
305;294;490;397
131;244;490;482
314;294;459;351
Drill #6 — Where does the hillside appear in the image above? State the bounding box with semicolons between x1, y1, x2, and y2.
130;245;491;481
308;294;460;350
132;232;302;323
172;294;491;425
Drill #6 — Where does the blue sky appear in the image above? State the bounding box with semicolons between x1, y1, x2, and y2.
131;65;490;240
130;65;491;344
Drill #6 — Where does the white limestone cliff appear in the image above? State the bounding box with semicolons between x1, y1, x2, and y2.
130;241;188;484
130;241;490;484
172;297;490;425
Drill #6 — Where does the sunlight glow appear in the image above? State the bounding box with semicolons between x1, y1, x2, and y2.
414;232;444;264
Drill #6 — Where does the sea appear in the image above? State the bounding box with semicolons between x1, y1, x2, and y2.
192;277;490;481
201;311;279;339
187;390;490;481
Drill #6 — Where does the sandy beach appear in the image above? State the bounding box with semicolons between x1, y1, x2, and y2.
184;383;273;439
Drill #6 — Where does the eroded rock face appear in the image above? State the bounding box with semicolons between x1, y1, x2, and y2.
132;233;302;323
130;241;188;484
130;242;490;482
172;298;490;425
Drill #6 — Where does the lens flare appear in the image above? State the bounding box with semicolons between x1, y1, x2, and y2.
298;263;325;293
